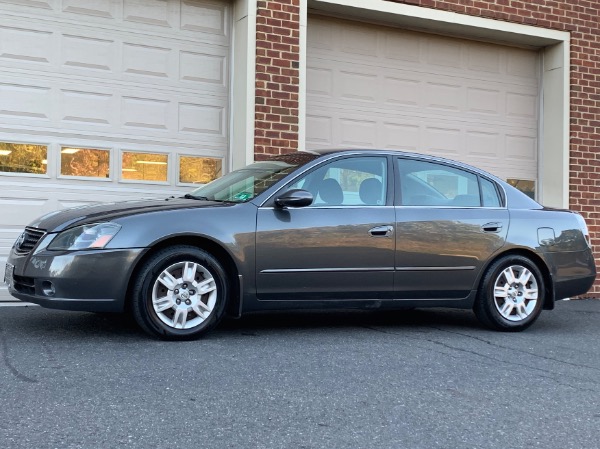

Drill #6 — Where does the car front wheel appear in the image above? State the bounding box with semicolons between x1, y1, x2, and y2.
474;255;545;332
132;246;228;340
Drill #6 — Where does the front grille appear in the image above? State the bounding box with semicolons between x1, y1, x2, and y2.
14;227;46;255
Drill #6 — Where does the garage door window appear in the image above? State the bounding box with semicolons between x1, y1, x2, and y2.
507;179;535;200
179;156;223;185
0;142;47;175
60;147;110;179
122;152;168;182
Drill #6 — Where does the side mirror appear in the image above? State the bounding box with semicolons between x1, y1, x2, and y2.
274;189;313;208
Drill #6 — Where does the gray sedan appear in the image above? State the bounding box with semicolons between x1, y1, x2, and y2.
4;149;596;339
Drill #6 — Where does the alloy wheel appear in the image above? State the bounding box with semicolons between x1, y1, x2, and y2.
492;265;539;322
151;261;218;330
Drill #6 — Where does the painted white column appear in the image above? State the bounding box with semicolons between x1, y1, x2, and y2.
231;0;257;169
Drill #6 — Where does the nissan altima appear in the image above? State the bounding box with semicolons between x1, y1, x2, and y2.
4;149;596;339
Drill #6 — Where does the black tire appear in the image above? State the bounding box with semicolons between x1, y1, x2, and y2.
474;255;545;332
132;245;228;340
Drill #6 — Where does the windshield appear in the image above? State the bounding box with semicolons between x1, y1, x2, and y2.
187;152;318;202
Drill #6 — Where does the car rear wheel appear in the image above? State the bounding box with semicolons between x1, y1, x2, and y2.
474;255;545;332
132;246;228;340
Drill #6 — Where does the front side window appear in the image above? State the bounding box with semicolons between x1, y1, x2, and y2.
287;156;387;206
398;158;481;207
189;152;318;202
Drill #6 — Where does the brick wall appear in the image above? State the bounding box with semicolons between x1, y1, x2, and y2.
254;0;600;294
255;0;301;161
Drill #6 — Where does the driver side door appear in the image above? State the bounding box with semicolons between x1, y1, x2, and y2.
255;155;396;301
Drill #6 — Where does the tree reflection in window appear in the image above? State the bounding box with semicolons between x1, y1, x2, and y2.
179;156;223;184
507;179;535;200
0;142;47;174
61;147;110;178
122;152;168;182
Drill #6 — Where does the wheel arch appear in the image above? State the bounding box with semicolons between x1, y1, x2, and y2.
125;235;242;317
478;248;555;310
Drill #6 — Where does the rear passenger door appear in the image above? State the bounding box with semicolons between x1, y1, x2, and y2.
394;157;509;300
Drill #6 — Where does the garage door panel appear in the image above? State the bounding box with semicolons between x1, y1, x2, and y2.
1;0;54;12
180;0;229;37
425;82;462;112
307;16;540;184
382;123;420;152
307;105;538;177
1;11;229;82
0;24;54;64
61;89;114;126
0;25;228;91
467;41;502;74
309;17;538;86
384;77;420;107
0;81;52;120
384;32;421;63
307;100;535;135
308;60;537;128
179;50;226;86
3;0;230;42
0;72;228;145
506;92;538;121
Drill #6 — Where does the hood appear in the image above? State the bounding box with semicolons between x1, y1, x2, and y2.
29;197;231;232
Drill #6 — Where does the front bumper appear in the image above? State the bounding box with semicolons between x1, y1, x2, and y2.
5;247;146;312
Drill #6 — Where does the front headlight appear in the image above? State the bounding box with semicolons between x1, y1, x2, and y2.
47;223;121;251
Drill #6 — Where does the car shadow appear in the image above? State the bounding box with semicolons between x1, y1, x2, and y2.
218;307;483;335
10;304;568;341
10;306;485;341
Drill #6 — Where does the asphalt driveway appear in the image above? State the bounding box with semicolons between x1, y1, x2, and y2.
0;300;599;449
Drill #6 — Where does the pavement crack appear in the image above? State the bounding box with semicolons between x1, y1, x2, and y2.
0;319;38;383
360;325;599;393
427;326;600;373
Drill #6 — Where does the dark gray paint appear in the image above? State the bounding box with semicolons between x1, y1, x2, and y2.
256;206;396;300
394;207;509;299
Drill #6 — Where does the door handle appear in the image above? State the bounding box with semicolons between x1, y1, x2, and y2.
369;225;394;237
481;222;503;233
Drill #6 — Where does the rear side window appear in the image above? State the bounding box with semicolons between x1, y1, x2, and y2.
398;158;498;207
481;177;501;207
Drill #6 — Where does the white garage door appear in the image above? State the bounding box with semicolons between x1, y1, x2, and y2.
0;0;231;300
306;16;540;187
